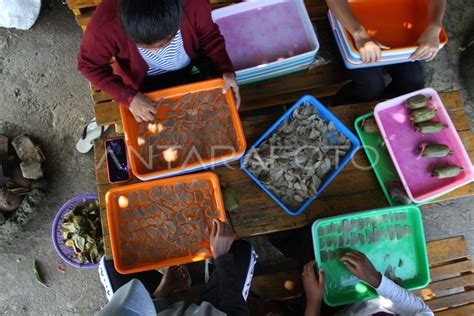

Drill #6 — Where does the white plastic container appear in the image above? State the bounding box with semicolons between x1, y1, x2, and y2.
213;0;319;84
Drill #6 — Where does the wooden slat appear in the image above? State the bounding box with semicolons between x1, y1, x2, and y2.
414;274;474;297
429;261;474;282
92;90;113;103
426;291;474;311
436;303;474;315
250;269;302;301
95;101;120;126
427;236;469;266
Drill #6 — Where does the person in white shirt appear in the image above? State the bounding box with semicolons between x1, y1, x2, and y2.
302;250;433;316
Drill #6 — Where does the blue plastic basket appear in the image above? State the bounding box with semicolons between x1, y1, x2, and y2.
240;95;360;216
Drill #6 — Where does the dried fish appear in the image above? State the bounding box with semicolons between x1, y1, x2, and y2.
359;233;366;245
327;237;332;247
338;236;344;247
366;229;374;244
331;223;337;234
388;226;396;240
344;235;351;247
404;225;411;236
351;219;358;231
318;226;324;237
319;238;325;248
351;233;359;246
321;250;328;262
343;220;351;233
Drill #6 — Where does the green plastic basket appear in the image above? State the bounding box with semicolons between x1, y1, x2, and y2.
354;113;402;206
355;112;455;206
311;205;430;307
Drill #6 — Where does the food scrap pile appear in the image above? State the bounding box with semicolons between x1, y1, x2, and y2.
115;179;222;267
243;102;351;210
61;200;104;264
136;89;239;170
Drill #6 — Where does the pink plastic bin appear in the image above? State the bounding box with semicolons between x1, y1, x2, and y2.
374;88;474;203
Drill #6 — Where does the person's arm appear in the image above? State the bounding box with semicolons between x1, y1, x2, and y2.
340;251;433;316
77;26;156;122
326;0;387;63
410;0;447;61
193;0;241;108
77;28;137;105
376;275;434;315
302;261;325;316
193;0;234;74
210;219;249;316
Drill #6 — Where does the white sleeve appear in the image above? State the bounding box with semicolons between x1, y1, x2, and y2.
376;275;434;316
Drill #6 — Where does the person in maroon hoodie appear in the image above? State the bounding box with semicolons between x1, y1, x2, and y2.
78;0;240;123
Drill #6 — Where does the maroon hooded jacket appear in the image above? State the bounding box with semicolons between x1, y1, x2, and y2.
77;0;234;105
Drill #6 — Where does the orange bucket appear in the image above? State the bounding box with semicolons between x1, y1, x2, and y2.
120;79;246;180
105;172;226;274
345;0;448;51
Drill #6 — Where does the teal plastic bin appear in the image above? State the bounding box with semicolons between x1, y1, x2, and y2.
311;205;430;306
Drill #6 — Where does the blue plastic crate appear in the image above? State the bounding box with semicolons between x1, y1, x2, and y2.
240;95;360;216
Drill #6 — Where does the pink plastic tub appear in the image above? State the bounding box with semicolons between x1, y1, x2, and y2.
374;88;474;203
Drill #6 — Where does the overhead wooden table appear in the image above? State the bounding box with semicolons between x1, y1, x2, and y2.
94;90;474;258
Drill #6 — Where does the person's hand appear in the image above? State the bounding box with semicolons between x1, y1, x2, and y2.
129;92;157;122
410;24;441;61
210;219;235;259
222;72;241;109
352;28;389;64
302;261;325;309
153;265;190;299
340;251;381;288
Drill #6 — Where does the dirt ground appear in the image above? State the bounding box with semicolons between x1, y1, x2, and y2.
0;1;472;315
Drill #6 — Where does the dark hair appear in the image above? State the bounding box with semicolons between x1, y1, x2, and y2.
118;0;183;45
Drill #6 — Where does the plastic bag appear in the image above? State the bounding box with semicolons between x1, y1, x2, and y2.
0;0;41;30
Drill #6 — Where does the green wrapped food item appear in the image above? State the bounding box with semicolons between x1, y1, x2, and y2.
406;94;429;110
386;182;412;205
410;108;437;123
415;121;448;134
432;165;463;179
419;143;453;158
61;200;104;264
360;118;379;133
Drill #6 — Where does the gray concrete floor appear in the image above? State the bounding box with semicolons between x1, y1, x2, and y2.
0;1;472;315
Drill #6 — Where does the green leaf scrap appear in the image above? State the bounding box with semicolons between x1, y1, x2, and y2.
33;260;48;288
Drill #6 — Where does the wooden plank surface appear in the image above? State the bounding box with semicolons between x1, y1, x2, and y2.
429;260;474;282
427;291;474;312
436;303;474;315
251;270;303;301
426;235;469;266
94;91;474;259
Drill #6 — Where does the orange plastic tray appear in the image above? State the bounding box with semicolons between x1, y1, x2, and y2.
120;79;246;180
105;172;226;274
345;0;448;51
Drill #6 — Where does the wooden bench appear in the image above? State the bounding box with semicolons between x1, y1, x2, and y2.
93;90;474;257
66;0;350;131
246;235;474;315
